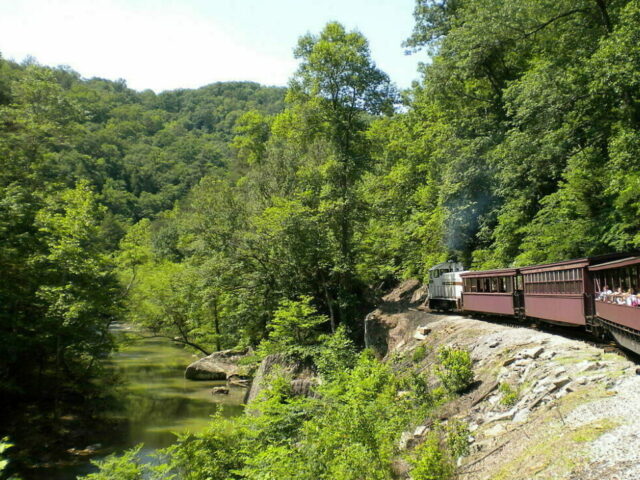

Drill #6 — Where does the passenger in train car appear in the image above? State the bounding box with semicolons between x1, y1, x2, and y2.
625;288;638;307
613;286;625;304
597;284;612;302
609;287;627;305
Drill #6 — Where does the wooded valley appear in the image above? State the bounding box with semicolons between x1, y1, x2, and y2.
2;0;640;478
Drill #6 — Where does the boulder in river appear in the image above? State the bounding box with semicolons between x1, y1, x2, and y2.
185;349;251;381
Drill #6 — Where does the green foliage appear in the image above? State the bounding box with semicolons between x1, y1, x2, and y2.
258;296;329;359
410;432;455;480
84;445;164;480
499;382;519;407
445;419;470;459
408;420;469;480
90;350;444;480
162;417;247;480
435;347;474;394
412;345;428;363
314;324;358;378
0;438;13;475
0;55;284;398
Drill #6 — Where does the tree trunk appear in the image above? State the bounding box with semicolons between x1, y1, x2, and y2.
212;298;222;351
322;280;336;333
594;0;612;33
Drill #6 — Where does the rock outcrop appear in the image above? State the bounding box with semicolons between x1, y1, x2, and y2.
245;353;318;404
369;281;640;480
364;279;427;357
185;349;251;381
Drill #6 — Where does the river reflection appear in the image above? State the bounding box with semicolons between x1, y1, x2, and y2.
104;324;244;451
25;324;245;479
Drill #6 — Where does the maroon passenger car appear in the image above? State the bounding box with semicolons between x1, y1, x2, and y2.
519;259;592;326
589;256;640;353
461;269;522;317
518;254;632;327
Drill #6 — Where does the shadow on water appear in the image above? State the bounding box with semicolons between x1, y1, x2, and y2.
8;324;245;480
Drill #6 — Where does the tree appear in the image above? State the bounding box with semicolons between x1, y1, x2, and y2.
34;181;121;381
286;22;396;325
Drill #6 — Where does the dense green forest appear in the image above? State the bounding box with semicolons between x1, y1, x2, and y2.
2;0;640;478
0;57;284;396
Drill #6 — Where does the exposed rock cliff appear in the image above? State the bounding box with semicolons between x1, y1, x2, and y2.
369;281;640;480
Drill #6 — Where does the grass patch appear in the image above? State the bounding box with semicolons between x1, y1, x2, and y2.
570;418;617;443
498;382;519;407
412;345;428;363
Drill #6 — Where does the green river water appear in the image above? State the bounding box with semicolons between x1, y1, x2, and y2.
25;324;245;479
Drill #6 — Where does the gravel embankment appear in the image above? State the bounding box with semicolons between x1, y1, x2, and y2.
365;281;640;480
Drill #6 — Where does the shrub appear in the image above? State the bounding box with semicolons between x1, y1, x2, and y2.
412;345;428;363
162;419;247;480
435;347;474;394
84;446;153;480
314;324;357;379
445;420;470;458
257;296;328;359
410;432;455;480
498;382;519;407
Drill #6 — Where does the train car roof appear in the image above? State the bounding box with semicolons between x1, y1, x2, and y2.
460;268;518;278
589;256;640;271
519;251;636;274
429;261;463;271
519;258;590;273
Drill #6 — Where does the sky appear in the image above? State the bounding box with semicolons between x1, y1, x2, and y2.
0;0;425;93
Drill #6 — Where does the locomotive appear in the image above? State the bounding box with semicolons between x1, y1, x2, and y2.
427;253;640;356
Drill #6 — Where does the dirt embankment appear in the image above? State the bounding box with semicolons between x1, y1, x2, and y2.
367;281;640;480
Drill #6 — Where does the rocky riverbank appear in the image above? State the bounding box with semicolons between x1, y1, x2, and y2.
366;280;640;480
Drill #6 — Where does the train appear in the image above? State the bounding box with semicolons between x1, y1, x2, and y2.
427;253;640;356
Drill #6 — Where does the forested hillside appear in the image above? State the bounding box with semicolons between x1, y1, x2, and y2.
114;0;640;355
0;56;284;398
2;0;640;478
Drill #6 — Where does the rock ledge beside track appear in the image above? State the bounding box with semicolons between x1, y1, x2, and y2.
366;280;640;480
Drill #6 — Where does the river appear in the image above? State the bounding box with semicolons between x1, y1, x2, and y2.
23;325;245;479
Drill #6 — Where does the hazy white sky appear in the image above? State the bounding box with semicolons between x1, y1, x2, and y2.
0;0;423;92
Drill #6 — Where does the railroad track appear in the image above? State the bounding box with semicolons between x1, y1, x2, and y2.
451;311;640;364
